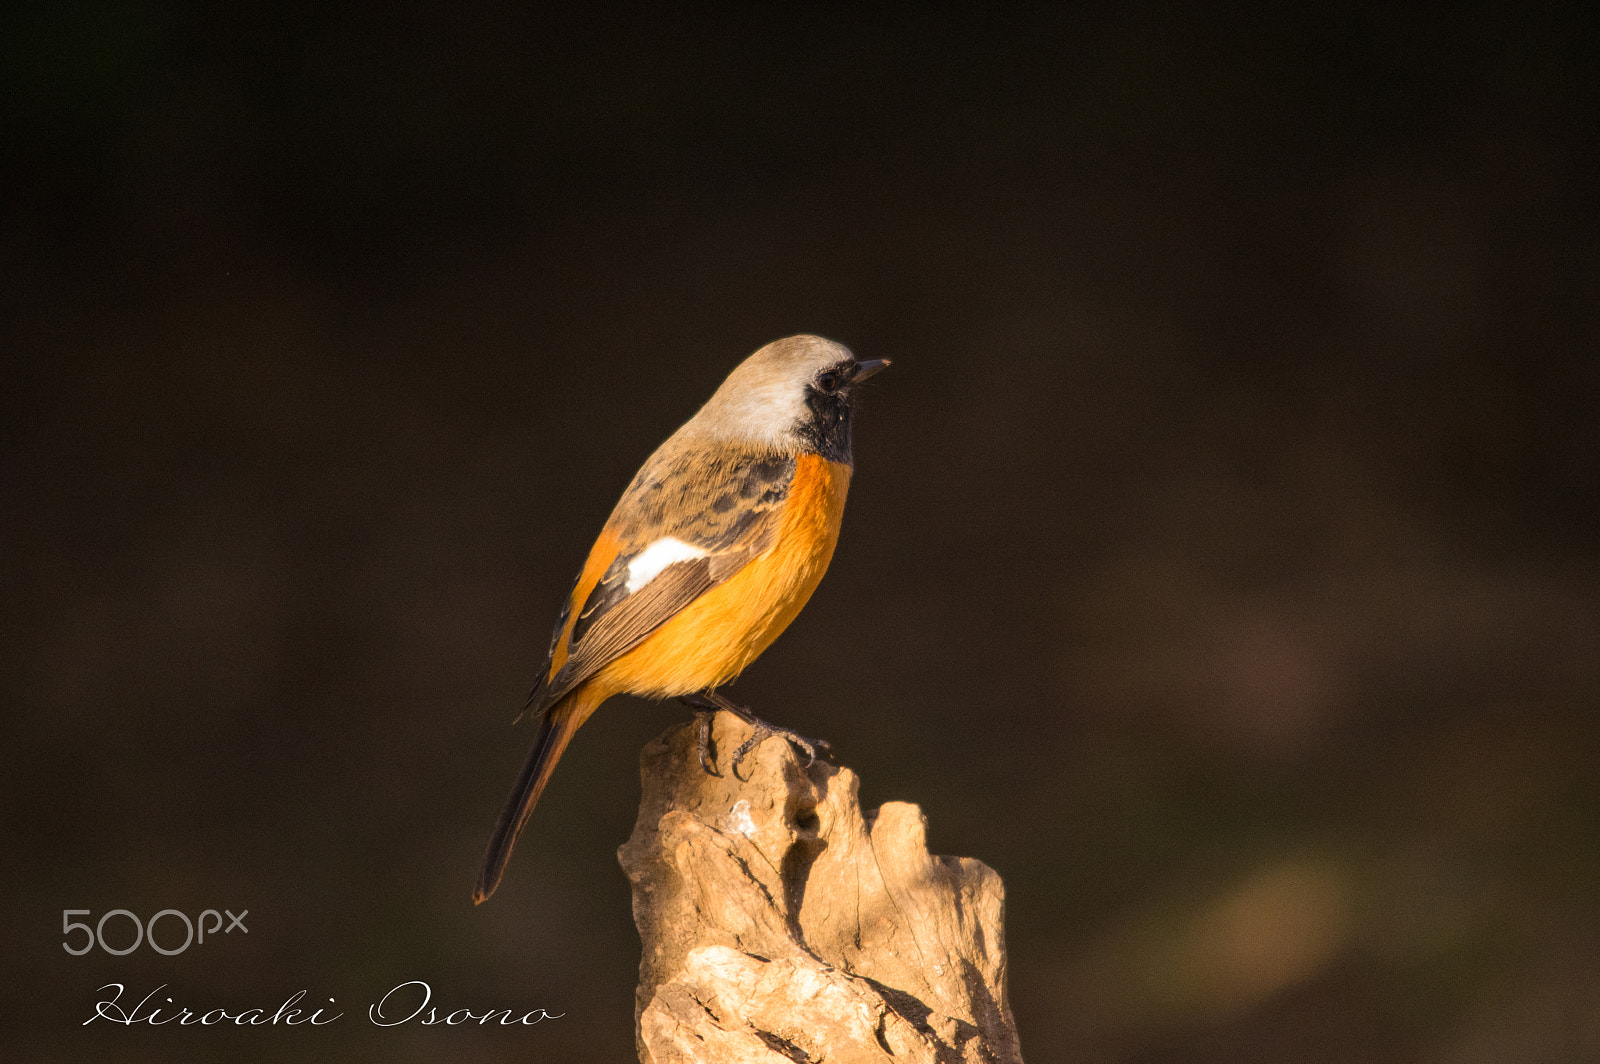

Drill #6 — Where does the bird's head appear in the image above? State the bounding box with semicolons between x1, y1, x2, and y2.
689;335;890;462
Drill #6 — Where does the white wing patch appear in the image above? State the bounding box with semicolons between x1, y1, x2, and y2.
625;537;708;593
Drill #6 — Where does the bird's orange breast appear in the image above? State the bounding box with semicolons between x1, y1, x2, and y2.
590;453;852;699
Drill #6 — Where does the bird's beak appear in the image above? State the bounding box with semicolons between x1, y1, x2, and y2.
852;358;891;382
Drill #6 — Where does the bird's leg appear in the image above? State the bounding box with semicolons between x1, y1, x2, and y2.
679;688;829;780
676;694;725;775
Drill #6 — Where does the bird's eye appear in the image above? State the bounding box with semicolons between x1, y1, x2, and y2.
816;371;840;393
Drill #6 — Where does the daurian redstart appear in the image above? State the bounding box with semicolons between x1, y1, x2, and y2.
474;335;888;903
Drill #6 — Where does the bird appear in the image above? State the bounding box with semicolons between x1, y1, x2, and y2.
474;334;889;904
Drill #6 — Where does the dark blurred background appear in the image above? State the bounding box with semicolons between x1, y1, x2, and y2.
4;3;1599;1061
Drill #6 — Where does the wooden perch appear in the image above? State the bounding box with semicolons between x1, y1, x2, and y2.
618;711;1025;1064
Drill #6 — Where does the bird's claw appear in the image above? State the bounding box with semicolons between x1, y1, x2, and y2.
680;692;829;780
728;725;829;780
694;710;721;776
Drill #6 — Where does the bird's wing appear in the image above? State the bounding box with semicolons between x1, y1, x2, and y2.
521;447;795;718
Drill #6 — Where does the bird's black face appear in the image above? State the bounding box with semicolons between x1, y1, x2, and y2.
799;357;889;464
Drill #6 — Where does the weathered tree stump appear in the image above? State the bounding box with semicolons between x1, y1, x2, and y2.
618;711;1024;1064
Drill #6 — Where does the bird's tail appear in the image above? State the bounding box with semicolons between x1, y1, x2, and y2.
473;686;603;904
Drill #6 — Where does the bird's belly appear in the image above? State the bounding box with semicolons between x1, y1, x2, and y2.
593;454;852;698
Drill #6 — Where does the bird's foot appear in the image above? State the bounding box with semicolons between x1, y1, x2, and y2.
726;719;829;780
691;709;719;775
678;690;830;780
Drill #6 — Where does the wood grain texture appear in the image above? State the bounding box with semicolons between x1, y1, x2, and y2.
618;713;1025;1064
